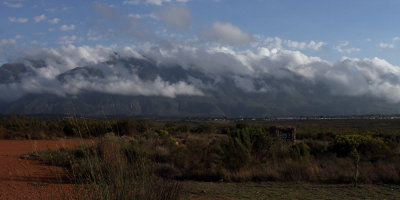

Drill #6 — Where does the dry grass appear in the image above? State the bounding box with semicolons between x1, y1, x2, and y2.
180;181;400;200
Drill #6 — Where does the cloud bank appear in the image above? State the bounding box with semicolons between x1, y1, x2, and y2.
0;45;203;101
2;42;400;105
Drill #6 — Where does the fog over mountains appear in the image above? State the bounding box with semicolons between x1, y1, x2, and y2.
2;2;400;117
1;44;400;118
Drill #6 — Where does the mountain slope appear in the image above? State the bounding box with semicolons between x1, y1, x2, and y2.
1;56;400;117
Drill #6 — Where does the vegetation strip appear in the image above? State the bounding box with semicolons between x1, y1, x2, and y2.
3;116;399;199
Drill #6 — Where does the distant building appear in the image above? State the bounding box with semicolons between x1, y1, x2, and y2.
269;126;296;142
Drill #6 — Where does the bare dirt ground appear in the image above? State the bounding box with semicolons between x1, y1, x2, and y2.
0;139;89;200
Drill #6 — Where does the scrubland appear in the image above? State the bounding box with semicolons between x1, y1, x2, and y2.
2;115;400;199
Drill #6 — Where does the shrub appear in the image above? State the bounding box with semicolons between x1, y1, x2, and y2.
175;123;191;133
331;135;392;160
223;135;251;170
304;139;327;156
193;123;216;134
289;142;310;160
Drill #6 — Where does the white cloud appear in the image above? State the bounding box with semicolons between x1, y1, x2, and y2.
48;18;60;24
61;75;202;98
154;6;192;29
3;43;400;105
285;40;307;49
146;0;172;5
204;21;253;45
34;14;46;23
285;40;325;51
123;0;188;6
58;35;77;44
307;41;326;50
263;37;283;49
4;1;23;8
393;37;399;41
8;17;28;23
123;0;141;5
334;41;360;54
128;14;142;19
0;39;16;45
0;45;202;100
0;35;23;45
29;40;47;46
379;42;395;49
87;31;102;41
31;40;39;45
141;44;400;103
60;24;75;31
62;6;72;11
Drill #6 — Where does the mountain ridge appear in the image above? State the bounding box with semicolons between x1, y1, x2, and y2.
1;56;400;117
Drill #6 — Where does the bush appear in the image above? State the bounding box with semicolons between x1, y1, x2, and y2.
331;135;392;160
305;139;327;156
193;123;216;134
289;142;310;160
223;132;251;170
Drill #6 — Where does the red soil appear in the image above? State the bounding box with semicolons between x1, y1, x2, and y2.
0;139;91;200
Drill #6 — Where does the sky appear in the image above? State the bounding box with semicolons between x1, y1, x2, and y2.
2;0;400;108
1;0;400;65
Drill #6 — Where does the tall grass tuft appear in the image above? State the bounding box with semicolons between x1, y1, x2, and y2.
34;135;181;200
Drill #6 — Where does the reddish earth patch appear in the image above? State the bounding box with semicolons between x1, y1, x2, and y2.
0;139;91;200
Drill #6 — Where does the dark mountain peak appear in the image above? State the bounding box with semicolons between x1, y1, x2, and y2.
57;66;105;83
0;63;31;84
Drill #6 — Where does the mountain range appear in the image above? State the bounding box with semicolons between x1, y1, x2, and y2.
1;53;399;118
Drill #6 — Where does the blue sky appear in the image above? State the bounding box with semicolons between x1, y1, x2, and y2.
1;0;400;65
